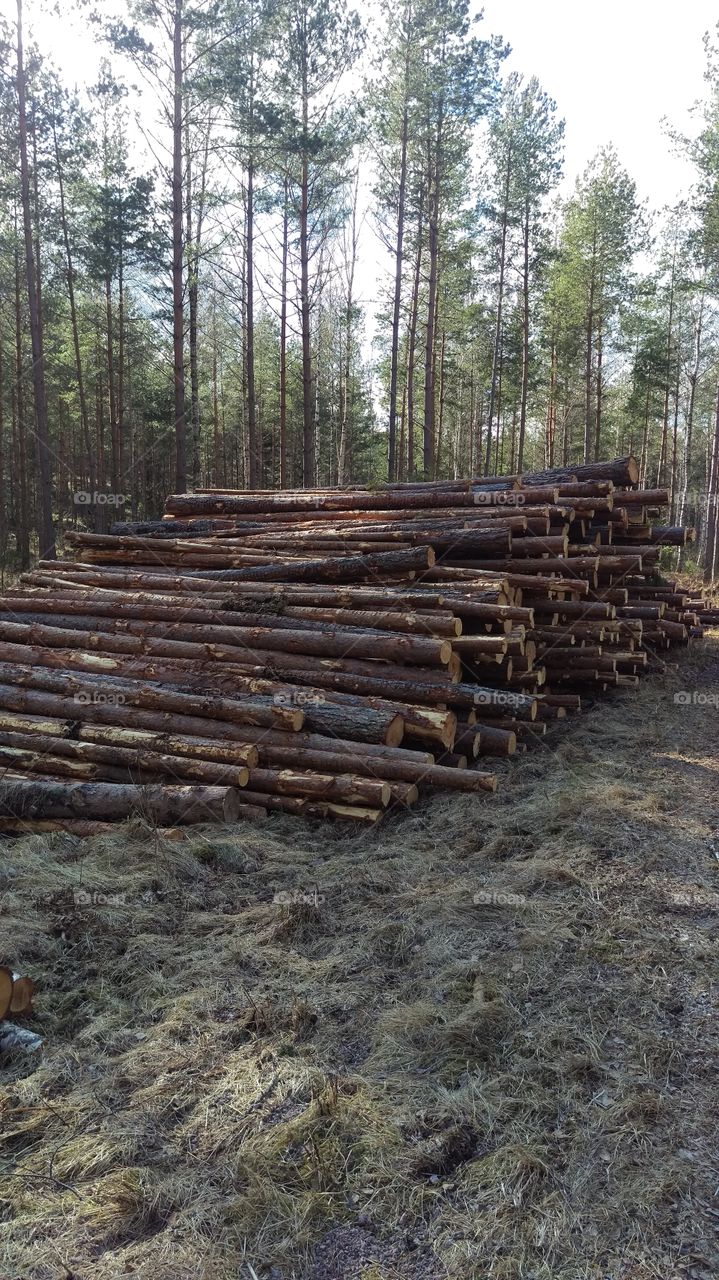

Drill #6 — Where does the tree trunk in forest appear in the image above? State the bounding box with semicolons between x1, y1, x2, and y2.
52;107;97;526
657;249;676;491
211;301;222;486
584;219;597;464
639;383;650;487
398;343;408;481
17;0;55;560
486;140;512;476
118;263;125;488
105;275;118;491
593;317;603;462
494;340;504;473
703;380;719;583
338;175;359;486
245;24;259;490
678;290;704;565
434;326;446;478
279;173;289;487
467;357;477;476
299;29;313;487
517;195;530;472
561;375;570;465
423;100;443;479
670;357;680;523
546;333;557;467
185;109;207;488
406;195;423;480
246;152;259;486
387;1;412;482
0;341;4;576
172;0;187;492
185;112;196;481
13;239;30;569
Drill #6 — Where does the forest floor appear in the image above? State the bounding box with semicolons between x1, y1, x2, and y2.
1;636;718;1280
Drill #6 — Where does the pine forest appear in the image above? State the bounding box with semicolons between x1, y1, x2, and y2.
2;0;719;578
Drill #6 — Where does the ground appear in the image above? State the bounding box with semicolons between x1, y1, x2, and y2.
1;636;718;1280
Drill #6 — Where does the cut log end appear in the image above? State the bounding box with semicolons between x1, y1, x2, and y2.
385;714;405;747
0;967;13;1020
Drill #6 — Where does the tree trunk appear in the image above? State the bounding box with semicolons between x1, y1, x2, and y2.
105;274;118;491
52;106;97;526
486;141;512;475
211;299;222;486
593;316;603;461
188;112;211;488
434;325;446;477
584;219;597;464
423;100;443;478
0;339;4;576
338;174;359;485
546;333;557;467
279;172;289;487
639;382;650;486
703;379;719;583
16;0;55;559
678;289;704;566
117;254;125;489
406;195;423;480
299;30;313;486
670;352;680;523
13;238;30;569
517;195;531;472
657;237;677;490
387;2;412;482
245;31;260;489
172;0;187;492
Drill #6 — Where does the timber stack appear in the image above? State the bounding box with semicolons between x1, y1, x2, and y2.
0;455;711;833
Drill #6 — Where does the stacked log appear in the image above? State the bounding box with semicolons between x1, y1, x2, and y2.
0;456;705;831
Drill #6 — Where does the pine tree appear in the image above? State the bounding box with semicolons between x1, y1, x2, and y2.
277;0;363;485
550;147;642;464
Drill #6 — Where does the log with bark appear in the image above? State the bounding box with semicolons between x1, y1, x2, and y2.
0;779;245;823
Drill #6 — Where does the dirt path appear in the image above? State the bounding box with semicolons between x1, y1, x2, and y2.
1;637;718;1280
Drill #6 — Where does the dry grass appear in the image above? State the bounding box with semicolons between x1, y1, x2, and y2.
1;637;718;1279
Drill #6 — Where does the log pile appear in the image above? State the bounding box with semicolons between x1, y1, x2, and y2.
0;455;709;831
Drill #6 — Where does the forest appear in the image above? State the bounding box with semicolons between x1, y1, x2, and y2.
2;0;719;578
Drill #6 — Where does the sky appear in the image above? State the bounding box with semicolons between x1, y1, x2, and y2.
479;0;716;208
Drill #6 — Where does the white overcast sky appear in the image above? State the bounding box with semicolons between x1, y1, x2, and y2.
480;0;715;207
